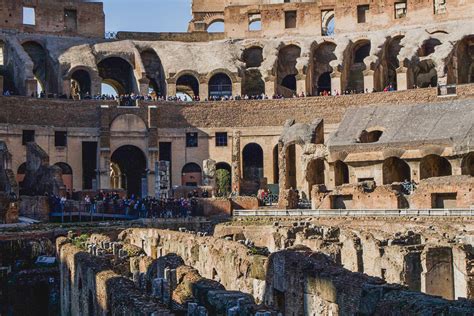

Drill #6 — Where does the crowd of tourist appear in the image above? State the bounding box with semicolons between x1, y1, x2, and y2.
47;190;204;219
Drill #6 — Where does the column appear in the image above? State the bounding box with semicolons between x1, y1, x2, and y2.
167;82;177;97
138;78;150;96
265;79;275;97
396;66;409;91
363;69;374;92
231;131;242;195
330;72;342;94
199;82;208;101
232;81;241;97
296;74;306;96
98;148;111;190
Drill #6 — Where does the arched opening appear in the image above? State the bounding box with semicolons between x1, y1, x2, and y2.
98;57;136;95
418;38;442;57
243;143;264;181
317;72;332;95
321;10;335;36
181;163;202;187
54;162;73;192
334;160;349;186
101;82;118;97
248;20;261;32
16;162;26;193
383;157;411;184
273;145;279;184
414;60;438;88
22;41;56;95
346;41;370;93
216;162;231;197
420;155;452;180
454;36;474;84
242;47;265;96
306;159;325;195
0;40;15;94
70;69;91;99
277;45;301;97
110;145;147;197
378;36;404;90
359;130;383;143
207;20;224;33
140;49;166;97
176;74;199;98
208;73;232;99
461;152;474;176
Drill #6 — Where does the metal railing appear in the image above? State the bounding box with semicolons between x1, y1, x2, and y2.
233;208;474;217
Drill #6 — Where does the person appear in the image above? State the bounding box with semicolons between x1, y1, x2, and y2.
84;195;91;213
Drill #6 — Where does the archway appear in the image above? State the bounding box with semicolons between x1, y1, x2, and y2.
453;36;474;84
377;36;404;91
22;41;56;94
242;143;264;181
0;40;15;94
334;160;349;186
242;46;265;96
277;45;301;97
321;10;335;36
414;60;437;88
461;152;474;176
98;57;136;95
383;157;411;184
176;74;199;98
216;162;231;196
207;20;224;33
306;159;325;195
70;69;91;99
346;41;370;93
110;145;147;197
54;162;73;192
181;163;202;186
420;155;452;180
208;73;232;99
310;42;336;95
359;130;383;143
140;49;166;96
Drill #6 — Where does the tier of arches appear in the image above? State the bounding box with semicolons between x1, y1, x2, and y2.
3;34;472;97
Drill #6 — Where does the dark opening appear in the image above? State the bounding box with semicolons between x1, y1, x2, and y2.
285;11;297;29
461;152;474;176
98;57;135;95
420;155;452;180
141;49;166;96
215;132;228;147
111;145;147;196
82;142;97;190
273;145;279;184
209;73;232;98
22;130;35;145
357;5;369;23
55;131;67;147
281;75;297;91
317;72;332;94
186;132;198;148
242;46;264;68
242;143;264;180
383;157;411;184
359;130;383;143
176;74;199;97
64;9;77;32
71;69;91;97
334;160;349;186
354;43;371;63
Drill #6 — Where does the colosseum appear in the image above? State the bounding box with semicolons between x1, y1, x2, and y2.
0;0;473;315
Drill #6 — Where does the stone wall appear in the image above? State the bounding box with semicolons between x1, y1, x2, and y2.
119;228;268;302
18;196;50;221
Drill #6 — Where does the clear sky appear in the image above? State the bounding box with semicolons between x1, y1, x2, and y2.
101;0;192;32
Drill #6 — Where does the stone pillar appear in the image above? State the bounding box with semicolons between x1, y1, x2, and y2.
98;148;111;190
139;78;150;96
363;70;374;92
167;82;177;97
396;66;409;91
265;79;275;97
199;82;208;101
421;246;455;300
407;160;420;183
231;131;242;195
26;78;38;97
449;158;462;176
232;81;241;97
296;77;306;96
330;72;342;94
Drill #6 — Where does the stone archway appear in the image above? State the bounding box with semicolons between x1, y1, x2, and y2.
22;41;57;95
310;42;336;95
181;163;202;186
346;40;370;93
110;145;147;197
383;157;411;184
420;155;452;180
98;57;136;95
306;159;325;196
176;74;199;98
334;160;349;186
140;49;166;96
242;46;265;96
208;73;232;99
70;69;91;98
461;152;474;176
276;45;301;97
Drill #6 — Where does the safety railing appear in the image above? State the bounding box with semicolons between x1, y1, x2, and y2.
233;208;474;217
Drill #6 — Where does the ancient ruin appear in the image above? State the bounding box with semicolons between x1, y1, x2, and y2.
0;0;473;315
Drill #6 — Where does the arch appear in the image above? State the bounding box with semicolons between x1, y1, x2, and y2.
22;41;57;94
207;20;224;33
418;38;442;57
321;10;335;36
111;145;147;197
208;73;232;99
309;40;337;96
242;143;264;181
176;74;199;98
420;155;452;180
216;162;231;197
242;46;265;96
306;159;325;195
414;59;437;88
70;69;91;98
383;157;411;184
140;49;166;96
359;130;383;143
277;45;301;96
97;57;136;95
110;114;147;133
346;40;371;92
377;35;404;91
273;145;279;184
334;160;349;186
242;46;263;68
461;152;474;176
453;35;474;84
54;162;73;192
181;163;202;186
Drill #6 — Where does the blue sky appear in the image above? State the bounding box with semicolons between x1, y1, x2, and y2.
102;0;192;32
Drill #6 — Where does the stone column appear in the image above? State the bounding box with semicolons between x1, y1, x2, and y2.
232;81;241;97
167;82;177;97
199;82;208;101
363;69;374;92
407;160;420;183
265;78;275;97
450;158;462;176
296;75;306;96
139;78;150;96
396;66;409;91
98;148;111;190
330;71;342;94
231;131;242;195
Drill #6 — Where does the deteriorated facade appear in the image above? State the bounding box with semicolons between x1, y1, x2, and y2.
0;0;472;209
